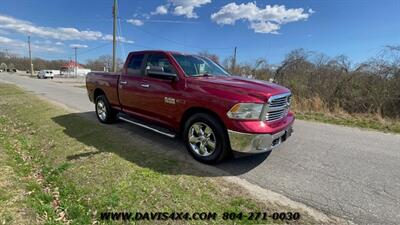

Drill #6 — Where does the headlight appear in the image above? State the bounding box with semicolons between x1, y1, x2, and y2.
227;103;264;120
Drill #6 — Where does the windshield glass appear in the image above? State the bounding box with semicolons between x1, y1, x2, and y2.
172;54;230;77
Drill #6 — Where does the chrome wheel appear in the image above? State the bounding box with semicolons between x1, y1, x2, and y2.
96;100;107;121
188;122;216;157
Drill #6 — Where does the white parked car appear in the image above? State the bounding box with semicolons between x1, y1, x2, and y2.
37;70;54;79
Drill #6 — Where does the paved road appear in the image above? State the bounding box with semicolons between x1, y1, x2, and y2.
1;73;399;225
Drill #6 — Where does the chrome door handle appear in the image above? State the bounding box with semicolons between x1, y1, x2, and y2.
120;81;127;85
140;84;150;88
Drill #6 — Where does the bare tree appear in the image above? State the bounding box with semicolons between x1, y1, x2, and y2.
198;51;220;64
86;55;124;71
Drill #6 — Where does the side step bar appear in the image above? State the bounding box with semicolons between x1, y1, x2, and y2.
118;115;176;138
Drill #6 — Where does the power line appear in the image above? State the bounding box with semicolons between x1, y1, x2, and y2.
125;22;234;51
78;42;111;55
130;42;157;50
117;18;126;59
59;42;112;60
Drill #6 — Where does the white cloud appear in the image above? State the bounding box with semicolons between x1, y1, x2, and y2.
0;35;62;53
127;19;144;26
151;5;169;15
250;21;280;34
32;44;62;53
0;36;20;45
211;2;313;34
0;14;103;40
34;39;52;45
0;14;133;45
168;0;211;18
69;44;88;48
102;35;134;44
142;13;151;19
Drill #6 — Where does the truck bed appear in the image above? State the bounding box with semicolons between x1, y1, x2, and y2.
86;72;120;108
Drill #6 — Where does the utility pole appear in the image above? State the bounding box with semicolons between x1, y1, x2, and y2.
28;36;34;76
232;46;237;73
74;47;78;77
68;56;72;77
112;0;118;72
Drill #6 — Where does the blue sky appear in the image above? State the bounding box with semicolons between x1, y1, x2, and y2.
0;0;399;65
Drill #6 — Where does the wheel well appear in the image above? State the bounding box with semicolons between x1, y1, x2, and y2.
180;107;227;135
93;88;105;101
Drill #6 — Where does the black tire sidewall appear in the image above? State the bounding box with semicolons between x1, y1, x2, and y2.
183;113;229;164
95;95;115;124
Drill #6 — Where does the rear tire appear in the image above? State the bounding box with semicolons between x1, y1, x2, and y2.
183;113;230;164
95;95;117;124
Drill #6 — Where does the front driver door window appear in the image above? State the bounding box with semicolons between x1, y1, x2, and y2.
145;54;176;75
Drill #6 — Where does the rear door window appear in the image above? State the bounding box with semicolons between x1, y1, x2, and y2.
127;53;145;76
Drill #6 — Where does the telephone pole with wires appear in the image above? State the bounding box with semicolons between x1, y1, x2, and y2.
112;0;118;72
74;47;78;76
28;36;34;76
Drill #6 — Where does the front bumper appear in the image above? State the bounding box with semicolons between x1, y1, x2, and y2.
228;125;293;154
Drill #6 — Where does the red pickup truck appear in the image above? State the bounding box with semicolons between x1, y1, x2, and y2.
86;50;294;163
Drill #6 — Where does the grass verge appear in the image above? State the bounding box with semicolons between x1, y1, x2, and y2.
294;111;400;134
0;83;330;224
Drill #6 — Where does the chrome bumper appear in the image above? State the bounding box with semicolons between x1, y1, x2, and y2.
228;126;293;154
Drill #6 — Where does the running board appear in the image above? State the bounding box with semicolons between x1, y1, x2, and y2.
118;115;176;138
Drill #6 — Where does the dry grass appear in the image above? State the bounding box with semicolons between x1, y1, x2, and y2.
292;97;400;133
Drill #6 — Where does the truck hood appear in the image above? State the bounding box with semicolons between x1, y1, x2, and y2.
191;76;290;102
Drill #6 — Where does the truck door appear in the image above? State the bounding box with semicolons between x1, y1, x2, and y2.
136;53;182;127
118;53;147;115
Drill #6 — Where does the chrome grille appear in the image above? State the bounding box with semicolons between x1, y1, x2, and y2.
264;93;291;122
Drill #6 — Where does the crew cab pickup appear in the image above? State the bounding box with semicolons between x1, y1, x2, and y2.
86;50;294;163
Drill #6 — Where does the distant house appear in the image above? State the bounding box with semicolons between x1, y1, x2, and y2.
60;61;91;76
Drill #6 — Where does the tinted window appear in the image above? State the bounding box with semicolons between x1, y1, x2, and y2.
146;54;175;74
172;54;230;77
127;54;144;75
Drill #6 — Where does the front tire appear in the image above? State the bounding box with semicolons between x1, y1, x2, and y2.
95;95;117;124
183;113;230;164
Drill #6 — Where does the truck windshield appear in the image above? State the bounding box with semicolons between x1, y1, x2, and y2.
172;54;230;77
